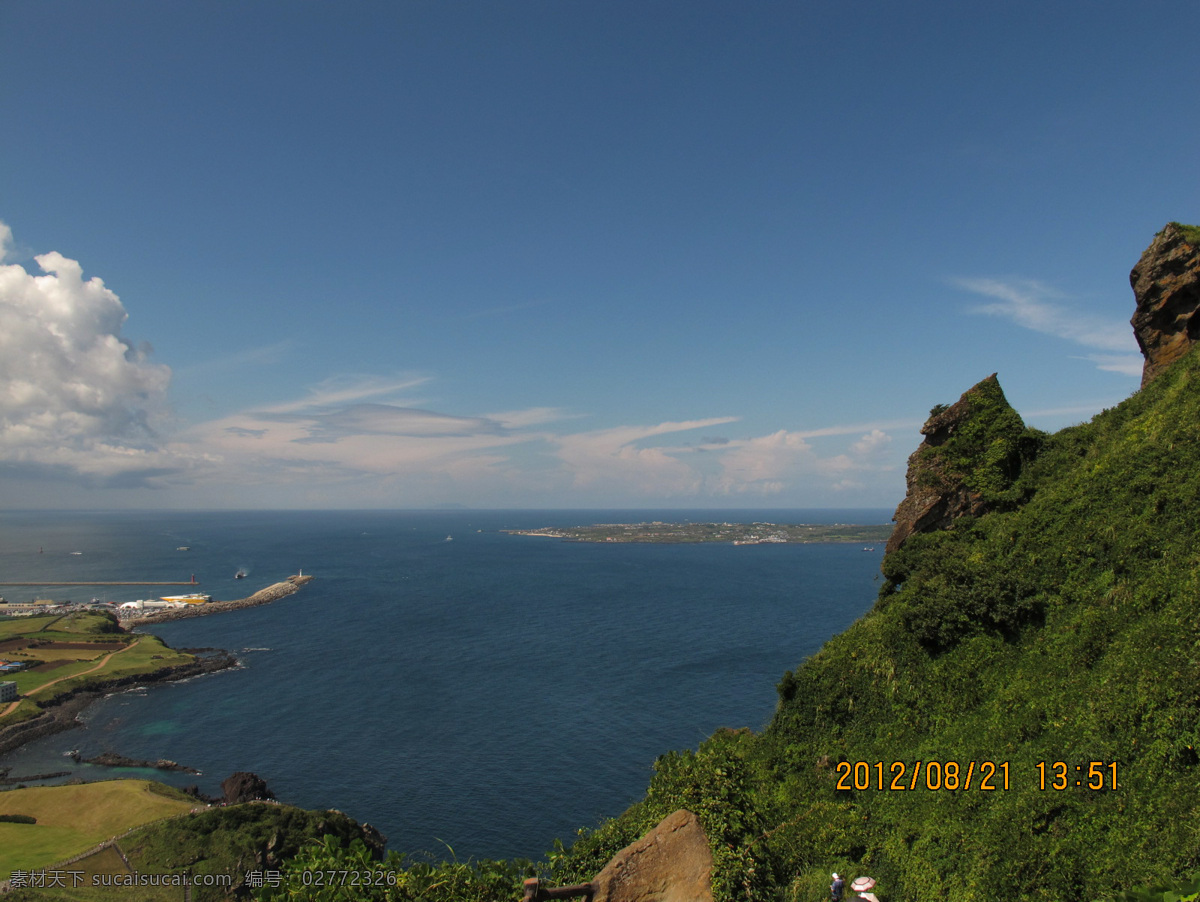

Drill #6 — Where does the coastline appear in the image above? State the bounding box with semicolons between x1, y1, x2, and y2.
503;522;892;544
0;648;237;758
0;574;314;762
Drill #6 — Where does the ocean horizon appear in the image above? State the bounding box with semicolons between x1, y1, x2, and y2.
0;508;889;861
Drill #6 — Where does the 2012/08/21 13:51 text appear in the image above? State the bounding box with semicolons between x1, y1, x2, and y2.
834;760;1120;791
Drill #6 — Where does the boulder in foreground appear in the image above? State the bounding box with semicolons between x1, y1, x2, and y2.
591;809;714;902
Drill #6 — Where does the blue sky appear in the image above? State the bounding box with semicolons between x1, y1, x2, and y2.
1;1;1196;510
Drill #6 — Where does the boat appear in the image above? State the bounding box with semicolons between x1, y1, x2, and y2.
445;535;453;542
235;570;246;579
177;546;190;551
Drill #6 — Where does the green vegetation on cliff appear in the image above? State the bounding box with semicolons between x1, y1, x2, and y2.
1166;221;1200;245
546;346;1200;901
917;374;1040;508
3;797;387;902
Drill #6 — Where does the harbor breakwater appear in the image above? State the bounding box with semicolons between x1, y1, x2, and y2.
126;575;314;626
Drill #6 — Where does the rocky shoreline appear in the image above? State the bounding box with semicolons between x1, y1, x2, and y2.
0;576;314;767
0;648;238;757
68;750;201;774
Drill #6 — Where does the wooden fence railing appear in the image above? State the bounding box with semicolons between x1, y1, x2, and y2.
521;877;595;900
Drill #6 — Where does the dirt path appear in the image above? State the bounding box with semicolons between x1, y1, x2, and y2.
26;638;143;699
0;641;142;719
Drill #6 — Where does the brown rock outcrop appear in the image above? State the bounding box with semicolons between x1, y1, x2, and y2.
222;771;275;804
886;374;1025;554
591;809;714;902
1131;222;1200;387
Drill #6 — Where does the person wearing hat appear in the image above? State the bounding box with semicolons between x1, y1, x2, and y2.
830;872;845;902
850;875;879;902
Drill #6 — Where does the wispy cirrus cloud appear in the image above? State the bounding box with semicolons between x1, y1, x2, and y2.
172;339;299;378
187;397;906;505
261;374;433;415
955;277;1142;376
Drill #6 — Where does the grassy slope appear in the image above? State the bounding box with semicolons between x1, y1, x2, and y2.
552;347;1200;902
0;781;197;879
762;347;1200;900
19;635;193;701
2;800;381;902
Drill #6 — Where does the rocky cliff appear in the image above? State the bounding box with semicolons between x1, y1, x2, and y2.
886;221;1200;555
885;374;1029;553
1130;221;1200;387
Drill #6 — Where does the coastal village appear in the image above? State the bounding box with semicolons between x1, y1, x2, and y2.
0;593;212;620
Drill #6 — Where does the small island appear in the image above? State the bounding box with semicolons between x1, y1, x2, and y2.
503;521;892;545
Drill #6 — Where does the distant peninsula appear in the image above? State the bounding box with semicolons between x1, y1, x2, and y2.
502;521;892;545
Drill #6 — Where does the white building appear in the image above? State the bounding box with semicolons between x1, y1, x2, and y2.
0;681;18;703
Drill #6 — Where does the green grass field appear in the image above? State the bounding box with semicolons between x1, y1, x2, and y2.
0;781;199;879
0;610;195;716
15;635;191;702
0;616;62;638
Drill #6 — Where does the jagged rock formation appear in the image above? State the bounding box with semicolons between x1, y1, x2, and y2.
591;809;714;902
221;771;275;804
1131;222;1200;387
886;374;1027;554
886;223;1200;555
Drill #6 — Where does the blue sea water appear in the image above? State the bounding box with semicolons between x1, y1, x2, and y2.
0;509;888;861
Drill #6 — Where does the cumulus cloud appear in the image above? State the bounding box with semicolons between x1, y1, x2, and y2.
0;223;178;483
956;277;1142;375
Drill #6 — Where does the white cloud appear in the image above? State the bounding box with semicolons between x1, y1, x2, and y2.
0;224;180;483
552;418;737;496
955;277;1140;373
262;374;432;415
714;430;813;487
851;428;892;458
181;398;906;505
484;407;574;429
0;223;910;505
172;339;298;378
1079;353;1144;377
